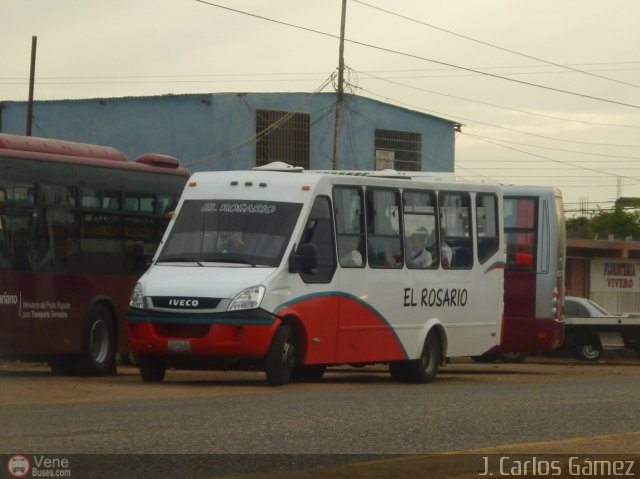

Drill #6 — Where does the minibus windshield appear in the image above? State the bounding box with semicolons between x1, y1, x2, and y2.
157;199;303;267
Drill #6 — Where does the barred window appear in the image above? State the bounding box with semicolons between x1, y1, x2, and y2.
374;129;422;171
256;109;310;168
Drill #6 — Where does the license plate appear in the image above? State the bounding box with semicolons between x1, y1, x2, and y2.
168;339;191;353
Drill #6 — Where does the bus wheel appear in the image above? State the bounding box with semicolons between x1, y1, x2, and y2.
498;352;529;363
291;364;326;382
576;344;602;361
79;305;116;376
265;324;296;386
137;355;167;382
470;353;498;363
407;333;441;383
388;361;408;382
48;356;77;375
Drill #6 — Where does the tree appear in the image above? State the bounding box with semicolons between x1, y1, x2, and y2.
588;206;640;240
566;217;590;239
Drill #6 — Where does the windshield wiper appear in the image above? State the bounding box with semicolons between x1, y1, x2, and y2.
156;257;204;266
202;257;257;267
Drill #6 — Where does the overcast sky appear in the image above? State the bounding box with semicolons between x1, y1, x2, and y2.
4;0;640;213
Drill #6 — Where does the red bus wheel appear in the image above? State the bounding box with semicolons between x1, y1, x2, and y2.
79;305;116;376
265;325;296;386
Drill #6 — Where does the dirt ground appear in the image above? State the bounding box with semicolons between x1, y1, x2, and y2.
2;355;640;478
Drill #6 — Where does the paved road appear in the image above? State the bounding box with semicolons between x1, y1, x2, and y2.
1;358;639;477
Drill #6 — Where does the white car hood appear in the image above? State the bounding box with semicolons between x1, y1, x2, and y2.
141;264;277;299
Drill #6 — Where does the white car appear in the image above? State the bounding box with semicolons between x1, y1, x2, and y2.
564;296;631;361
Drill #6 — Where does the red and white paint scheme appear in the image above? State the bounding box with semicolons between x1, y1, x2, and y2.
128;163;505;385
0;133;189;375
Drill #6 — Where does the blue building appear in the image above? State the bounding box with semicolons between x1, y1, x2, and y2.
0;92;457;173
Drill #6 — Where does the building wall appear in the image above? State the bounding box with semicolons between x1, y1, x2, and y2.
0;92;455;173
567;239;640;313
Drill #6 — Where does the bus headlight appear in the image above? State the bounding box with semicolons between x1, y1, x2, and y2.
129;282;145;309
228;285;265;311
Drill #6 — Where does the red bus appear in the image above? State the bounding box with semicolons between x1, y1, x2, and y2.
477;185;566;362
0;133;189;375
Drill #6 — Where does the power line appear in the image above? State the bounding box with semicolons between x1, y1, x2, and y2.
354;68;640;130
183;72;336;168
459;133;640;182
353;82;640;148
192;0;640;110
352;0;640;89
460;133;640;160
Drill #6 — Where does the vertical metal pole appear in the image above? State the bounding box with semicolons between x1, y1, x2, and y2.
26;36;37;136
331;0;347;170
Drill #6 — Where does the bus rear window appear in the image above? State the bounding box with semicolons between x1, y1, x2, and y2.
504;197;537;271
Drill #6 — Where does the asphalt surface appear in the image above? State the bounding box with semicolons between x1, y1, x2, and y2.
1;357;639;478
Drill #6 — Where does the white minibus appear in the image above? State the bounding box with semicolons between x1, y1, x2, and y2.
128;163;505;385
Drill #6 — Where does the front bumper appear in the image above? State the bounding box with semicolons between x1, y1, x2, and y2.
127;308;279;358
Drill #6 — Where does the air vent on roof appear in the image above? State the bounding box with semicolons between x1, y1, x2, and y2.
134;153;180;169
253;161;303;172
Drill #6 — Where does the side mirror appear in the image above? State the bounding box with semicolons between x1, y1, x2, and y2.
289;243;317;274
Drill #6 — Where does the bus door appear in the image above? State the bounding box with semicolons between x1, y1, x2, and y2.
504;197;537;351
290;195;339;365
333;186;406;364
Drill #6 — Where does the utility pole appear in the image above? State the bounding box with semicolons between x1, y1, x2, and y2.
331;0;347;170
26;36;38;136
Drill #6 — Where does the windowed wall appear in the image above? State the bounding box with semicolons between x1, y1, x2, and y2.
0;158;184;275
329;186;500;275
256;109;310;168
374;129;422;171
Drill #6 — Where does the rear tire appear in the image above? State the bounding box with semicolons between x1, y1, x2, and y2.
291;364;326;382
388;361;408;382
137;355;167;382
265;324;296;386
78;305;116;376
48;356;77;375
498;352;529;363
406;332;441;383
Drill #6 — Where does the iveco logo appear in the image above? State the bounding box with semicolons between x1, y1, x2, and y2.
169;299;200;307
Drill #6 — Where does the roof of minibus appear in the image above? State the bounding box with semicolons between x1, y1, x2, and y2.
185;166;501;203
502;184;563;198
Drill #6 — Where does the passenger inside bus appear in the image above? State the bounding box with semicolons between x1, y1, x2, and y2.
407;233;432;268
440;229;453;267
340;235;363;267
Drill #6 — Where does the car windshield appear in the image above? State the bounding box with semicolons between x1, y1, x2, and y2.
157;199;302;267
585;298;611;316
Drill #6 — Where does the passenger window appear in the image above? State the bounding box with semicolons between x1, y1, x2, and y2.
439;192;472;269
296;196;336;283
476;193;499;264
403;190;438;269
366;188;402;268
334;186;365;268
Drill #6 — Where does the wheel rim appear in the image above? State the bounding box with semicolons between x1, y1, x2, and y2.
581;345;600;360
421;341;436;374
282;341;296;369
90;319;110;364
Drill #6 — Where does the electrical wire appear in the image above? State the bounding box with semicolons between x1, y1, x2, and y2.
352;0;640;89
192;0;640;110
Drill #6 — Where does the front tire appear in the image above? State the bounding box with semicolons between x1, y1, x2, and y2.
137;355;167;382
576;344;602;361
265;324;296;386
78;305;116;376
